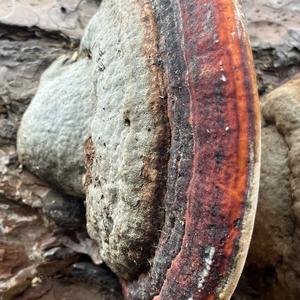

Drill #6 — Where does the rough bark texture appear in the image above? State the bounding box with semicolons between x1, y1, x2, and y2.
83;1;170;280
0;145;85;229
0;0;99;39
0;195;78;300
17;55;94;198
243;0;300;94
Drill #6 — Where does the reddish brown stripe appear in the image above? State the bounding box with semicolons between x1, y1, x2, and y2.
126;0;260;299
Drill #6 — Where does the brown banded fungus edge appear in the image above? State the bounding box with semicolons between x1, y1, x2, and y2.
84;0;260;299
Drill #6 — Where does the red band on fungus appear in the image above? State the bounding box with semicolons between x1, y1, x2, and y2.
125;0;260;299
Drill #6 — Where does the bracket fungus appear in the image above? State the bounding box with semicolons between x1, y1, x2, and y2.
84;0;260;299
17;0;260;298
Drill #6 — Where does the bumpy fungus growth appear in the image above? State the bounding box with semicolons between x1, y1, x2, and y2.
17;56;94;198
246;74;300;300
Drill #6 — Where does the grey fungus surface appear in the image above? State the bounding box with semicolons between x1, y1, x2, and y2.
83;0;169;280
17;55;94;198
